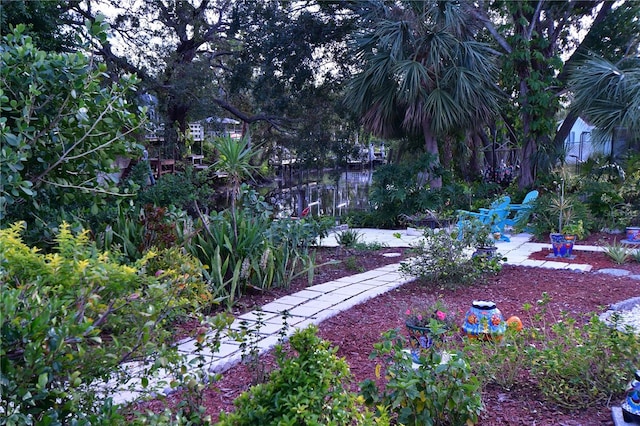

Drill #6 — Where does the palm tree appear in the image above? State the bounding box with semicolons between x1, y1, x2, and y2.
569;55;640;150
213;136;262;243
344;0;501;188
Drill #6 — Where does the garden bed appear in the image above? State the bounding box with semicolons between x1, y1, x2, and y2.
139;235;640;425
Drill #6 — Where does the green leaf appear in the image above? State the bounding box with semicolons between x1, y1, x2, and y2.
37;373;48;390
3;132;20;147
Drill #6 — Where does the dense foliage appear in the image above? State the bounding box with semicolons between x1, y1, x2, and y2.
2;1;640;424
362;329;483;426
0;222;222;423
400;227;504;286
218;326;385;425
0;21;143;224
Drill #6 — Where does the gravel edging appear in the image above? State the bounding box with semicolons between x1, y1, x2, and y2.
599;296;640;334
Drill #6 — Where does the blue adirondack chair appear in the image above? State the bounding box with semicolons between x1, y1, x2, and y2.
503;190;539;232
456;196;511;242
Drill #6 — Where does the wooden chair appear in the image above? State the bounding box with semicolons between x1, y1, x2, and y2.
503;190;539;232
456;196;512;242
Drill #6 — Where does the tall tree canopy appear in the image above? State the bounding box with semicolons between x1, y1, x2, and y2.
344;0;502;188
0;0;75;52
569;55;640;147
473;0;639;187
66;0;358;156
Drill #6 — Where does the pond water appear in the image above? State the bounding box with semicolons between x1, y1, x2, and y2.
263;168;373;219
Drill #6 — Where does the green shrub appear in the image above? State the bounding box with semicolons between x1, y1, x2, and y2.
0;222;187;423
361;329;483;426
343;255;365;272
218;326;383;425
138;169;199;210
1;22;142;223
354;241;389;251
147;246;215;317
399;228;503;286
463;325;531;391
186;200;323;309
95;203;186;263
343;210;381;228
528;313;640;409
528;191;594;240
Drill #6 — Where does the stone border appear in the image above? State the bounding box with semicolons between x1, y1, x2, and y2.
599;297;640;335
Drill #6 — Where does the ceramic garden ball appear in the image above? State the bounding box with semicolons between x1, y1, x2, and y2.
622;369;640;424
506;315;523;332
463;301;506;340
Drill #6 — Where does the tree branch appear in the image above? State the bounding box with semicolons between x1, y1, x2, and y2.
212;97;292;130
555;1;613;84
525;0;544;41
39;180;136;197
470;5;512;54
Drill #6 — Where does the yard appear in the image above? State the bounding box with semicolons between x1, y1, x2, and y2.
136;234;640;425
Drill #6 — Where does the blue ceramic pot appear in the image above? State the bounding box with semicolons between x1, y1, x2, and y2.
627;227;640;243
405;322;434;363
550;233;574;257
462;301;506;340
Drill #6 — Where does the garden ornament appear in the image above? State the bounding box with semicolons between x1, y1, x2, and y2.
623;369;640;424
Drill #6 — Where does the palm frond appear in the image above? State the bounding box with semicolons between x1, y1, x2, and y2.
569;55;640;139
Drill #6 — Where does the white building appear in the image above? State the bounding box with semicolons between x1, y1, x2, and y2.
561;116;612;164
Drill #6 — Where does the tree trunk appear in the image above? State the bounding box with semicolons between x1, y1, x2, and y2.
468;131;484;179
422;122;442;189
553;110;578;156
519;135;537;189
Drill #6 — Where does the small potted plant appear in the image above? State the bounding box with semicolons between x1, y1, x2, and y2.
548;178;580;257
462;218;499;258
404;298;456;363
625;215;640;243
562;220;585;240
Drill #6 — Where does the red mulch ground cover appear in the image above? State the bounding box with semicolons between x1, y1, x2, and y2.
137;234;640;425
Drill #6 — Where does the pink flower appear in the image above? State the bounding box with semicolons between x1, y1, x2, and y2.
405;309;411;316
417;314;423;321
436;310;446;321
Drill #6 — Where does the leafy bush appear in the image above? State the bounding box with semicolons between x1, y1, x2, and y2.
463;294;640;410
399;228;503;286
528;313;640;409
463;325;530;391
185;204;322;308
367;154;443;228
95;203;187;263
0;222;189;423
343;210;381;228
137;171;198;210
218;326;383;425
361;329;483;426
528;191;593;240
570;155;640;230
1;21;142;223
147;246;215;317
